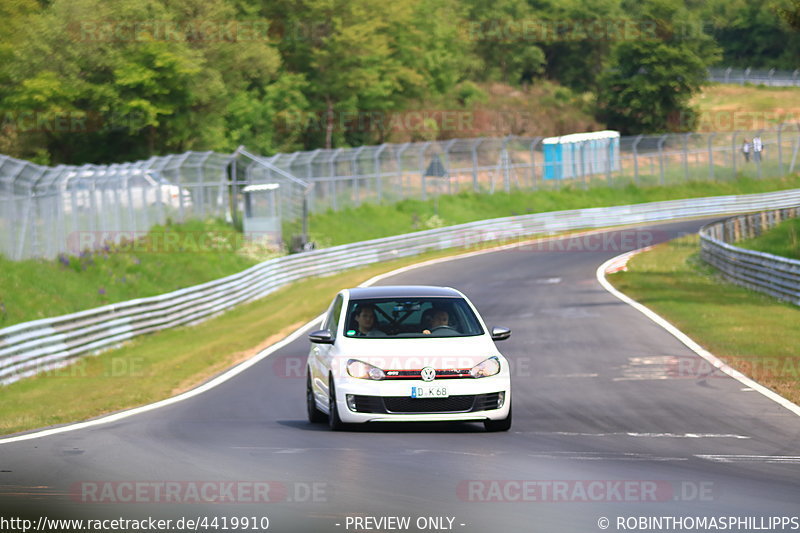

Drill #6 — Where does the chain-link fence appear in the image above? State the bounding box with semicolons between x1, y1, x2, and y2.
708;67;800;87
0;152;233;260
265;124;800;214
2;124;800;260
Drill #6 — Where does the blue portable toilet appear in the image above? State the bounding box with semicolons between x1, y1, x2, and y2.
543;130;620;181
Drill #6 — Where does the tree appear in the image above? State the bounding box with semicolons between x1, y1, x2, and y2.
597;0;720;134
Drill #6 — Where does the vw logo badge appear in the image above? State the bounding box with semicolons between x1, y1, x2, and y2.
421;367;436;382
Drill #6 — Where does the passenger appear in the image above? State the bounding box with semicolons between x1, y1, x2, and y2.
353;304;386;337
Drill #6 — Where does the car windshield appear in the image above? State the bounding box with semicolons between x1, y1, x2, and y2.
344;297;484;338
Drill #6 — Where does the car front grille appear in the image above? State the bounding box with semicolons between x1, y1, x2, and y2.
383;368;472;379
350;393;503;414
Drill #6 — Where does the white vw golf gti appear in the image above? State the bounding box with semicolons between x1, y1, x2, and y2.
306;286;512;431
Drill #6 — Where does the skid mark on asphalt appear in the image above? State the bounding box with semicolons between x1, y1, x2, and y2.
696;455;800;464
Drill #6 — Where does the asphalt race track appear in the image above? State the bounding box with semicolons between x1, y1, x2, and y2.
2;218;799;533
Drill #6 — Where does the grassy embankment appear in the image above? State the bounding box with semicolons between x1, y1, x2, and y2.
608;235;800;405
737;217;800;260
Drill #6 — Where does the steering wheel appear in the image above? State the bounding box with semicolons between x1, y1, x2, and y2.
430;325;456;332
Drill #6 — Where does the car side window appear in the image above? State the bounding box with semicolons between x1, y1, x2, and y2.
324;295;344;338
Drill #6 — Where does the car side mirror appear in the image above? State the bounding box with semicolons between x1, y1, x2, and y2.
308;329;335;344
491;326;511;341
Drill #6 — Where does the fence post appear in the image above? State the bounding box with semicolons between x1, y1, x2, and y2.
777;123;784;176
632;134;642;185
471;139;481;192
396;143;410;200
744;66;751;85
768;68;775;86
794;69;799;87
501;137;511;193
331;148;342;210
731;130;739;177
708;132;716;180
419;142;431;201
724;67;732;83
755;128;763;179
657;135;667;185
374;144;386;202
530;137;541;190
442;138;457;195
682;133;690;182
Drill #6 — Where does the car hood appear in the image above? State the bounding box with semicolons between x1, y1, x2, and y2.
333;335;501;370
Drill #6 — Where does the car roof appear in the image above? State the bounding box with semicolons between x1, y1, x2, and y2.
347;285;463;299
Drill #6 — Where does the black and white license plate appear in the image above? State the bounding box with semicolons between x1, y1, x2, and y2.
410;386;449;398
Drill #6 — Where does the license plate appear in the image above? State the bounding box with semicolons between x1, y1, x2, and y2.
411;386;449;398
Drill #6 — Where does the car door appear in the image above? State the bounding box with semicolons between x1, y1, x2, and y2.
310;293;343;400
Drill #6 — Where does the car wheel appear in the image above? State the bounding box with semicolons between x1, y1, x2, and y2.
307;372;325;423
484;402;512;432
328;375;345;431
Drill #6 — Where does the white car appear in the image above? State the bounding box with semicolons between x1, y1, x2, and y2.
306;286;512;431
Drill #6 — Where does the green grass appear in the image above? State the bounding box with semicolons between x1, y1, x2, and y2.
692;84;800;132
307;174;800;246
737;217;800;260
0;218;279;327
609;235;800;404
0;240;523;436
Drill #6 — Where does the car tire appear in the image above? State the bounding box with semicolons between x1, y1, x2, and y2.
307;372;325;423
328;375;345;431
484;402;512;432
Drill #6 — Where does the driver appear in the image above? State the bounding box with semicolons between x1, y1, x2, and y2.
422;308;449;335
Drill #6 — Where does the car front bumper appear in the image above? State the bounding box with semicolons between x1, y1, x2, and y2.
333;376;511;424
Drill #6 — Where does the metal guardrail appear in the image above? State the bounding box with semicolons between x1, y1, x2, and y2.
3;188;800;385
700;208;800;305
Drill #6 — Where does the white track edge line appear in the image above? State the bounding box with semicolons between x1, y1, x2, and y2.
596;249;800;418
0;221;701;444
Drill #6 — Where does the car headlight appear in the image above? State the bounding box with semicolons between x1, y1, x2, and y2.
470;356;500;378
347;359;386;380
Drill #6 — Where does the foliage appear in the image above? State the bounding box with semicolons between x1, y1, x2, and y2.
0;0;791;163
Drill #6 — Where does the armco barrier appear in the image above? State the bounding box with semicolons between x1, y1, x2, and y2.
700;207;800;305
2;189;800;384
